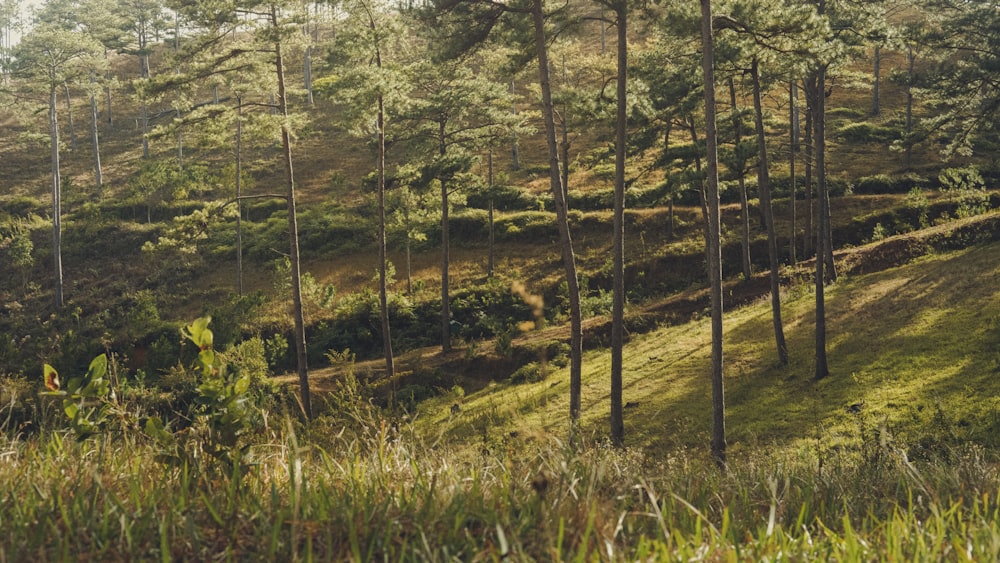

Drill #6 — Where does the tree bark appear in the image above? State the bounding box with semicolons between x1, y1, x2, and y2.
700;0;726;468
378;89;395;392
532;0;583;428
788;81;797;264
804;79;813;259
510;80;520;171
610;2;626;448
751;59;788;365
729;77;752;280
440;125;451;353
90;82;103;192
871;45;880;116
63;82;76;153
488;150;495;277
273;5;312;418
50;84;64;309
814;67;830;380
236;96;244;297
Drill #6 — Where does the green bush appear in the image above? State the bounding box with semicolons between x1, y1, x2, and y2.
835;122;901;144
509;362;545;384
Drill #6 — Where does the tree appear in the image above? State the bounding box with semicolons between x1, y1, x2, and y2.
699;0;726;468
118;0;167;158
11;24;104;308
36;0;127;193
424;0;584;427
713;0;823;365
914;0;1000;160
156;0;315;418
530;0;585;427
586;0;641;447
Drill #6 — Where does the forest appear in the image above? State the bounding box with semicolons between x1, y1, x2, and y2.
3;0;1000;558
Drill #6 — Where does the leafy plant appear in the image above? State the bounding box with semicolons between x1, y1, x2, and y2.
41;354;118;440
144;317;255;473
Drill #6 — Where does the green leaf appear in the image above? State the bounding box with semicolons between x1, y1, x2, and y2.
183;316;214;350
233;375;250;396
80;353;107;391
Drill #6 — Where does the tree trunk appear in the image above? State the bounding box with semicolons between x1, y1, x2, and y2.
90;82;103;192
610;3;626;448
813;67;830;380
804;80;813;259
532;0;583;428
488;150;495;277
377;90;395;394
176;107;183;167
510;80;520;171
788;81;797;264
50;84;64;309
141;52;150;159
665;122;674;238
273;6;312;419
236;96;244;297
729;77;751;280
905;45;914;169
751;59;788;365
871;45;881;116
440;127;451;353
700;0;726;468
561;55;571;199
63;82;76;154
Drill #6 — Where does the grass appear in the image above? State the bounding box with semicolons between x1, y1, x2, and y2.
4;232;1000;559
419;235;1000;458
3;401;1000;559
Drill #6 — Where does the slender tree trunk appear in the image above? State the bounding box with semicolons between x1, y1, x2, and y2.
561;55;571;197
273;6;312;418
377;90;395;392
236;96;244;297
105;83;113;125
439;129;452;353
90;82;103;192
751;59;788;365
729;77;751;280
789;81;797;264
665;122;674;238
141;52;150;159
821;82;836;283
610;3;626;448
176;107;183;167
50;84;64;309
532;0;583;427
804;79;813;259
510;80;520;171
488;150;495;277
688;117;711;282
63;82;76;154
700;0;726;468
905;45;914;169
814;66;830;380
871;45;881;116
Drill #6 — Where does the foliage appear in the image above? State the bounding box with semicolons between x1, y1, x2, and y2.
41;354;117;440
939;166;989;218
143;317;258;473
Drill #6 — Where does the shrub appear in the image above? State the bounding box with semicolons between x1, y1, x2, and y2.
835;122;900;144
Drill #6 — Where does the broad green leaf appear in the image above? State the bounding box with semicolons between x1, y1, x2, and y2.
43;364;60;391
80;353;107;391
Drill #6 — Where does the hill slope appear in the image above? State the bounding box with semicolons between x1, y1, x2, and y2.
408;214;1000;459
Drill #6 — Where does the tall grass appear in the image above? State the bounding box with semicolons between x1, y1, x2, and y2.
2;396;1000;560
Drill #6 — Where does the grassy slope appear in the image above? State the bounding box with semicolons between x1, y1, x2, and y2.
415;215;1000;458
